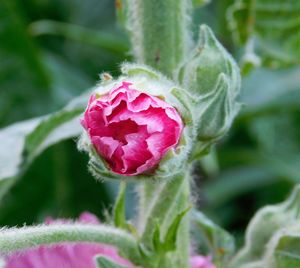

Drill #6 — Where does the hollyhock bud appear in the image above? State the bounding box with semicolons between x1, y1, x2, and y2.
81;81;183;176
178;25;240;146
79;63;193;179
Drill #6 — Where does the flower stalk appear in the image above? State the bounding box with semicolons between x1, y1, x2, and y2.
0;224;141;265
123;0;192;78
122;1;193;267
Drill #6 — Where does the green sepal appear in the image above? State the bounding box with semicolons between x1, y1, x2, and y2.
196;74;241;141
152;222;163;253
178;24;240;98
192;210;235;267
95;255;129;268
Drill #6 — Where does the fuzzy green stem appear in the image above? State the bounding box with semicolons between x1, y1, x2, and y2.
0;224;141;265
125;0;192;77
173;179;190;268
141;173;186;243
123;1;193;267
140;173;191;268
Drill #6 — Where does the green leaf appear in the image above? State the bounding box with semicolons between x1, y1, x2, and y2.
163;206;191;252
228;0;300;67
95;255;129;268
113;181;127;229
24;108;83;160
192;210;235;267
152;222;162;252
29;20;128;55
230;185;300;268
240;67;300;117
0;92;89;202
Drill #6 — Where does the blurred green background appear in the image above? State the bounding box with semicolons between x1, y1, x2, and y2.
1;0;300;247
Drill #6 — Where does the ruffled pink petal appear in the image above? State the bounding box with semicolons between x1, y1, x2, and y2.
121;127;152;175
92;136;120;159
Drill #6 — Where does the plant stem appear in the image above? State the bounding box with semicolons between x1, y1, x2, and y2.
123;1;192;267
125;0;192;77
0;224;141;265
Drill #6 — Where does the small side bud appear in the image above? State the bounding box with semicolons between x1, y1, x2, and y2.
178;24;241;151
197;74;240;141
178;24;240;98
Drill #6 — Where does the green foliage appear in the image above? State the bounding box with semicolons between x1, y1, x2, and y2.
0;94;88;203
228;0;300;68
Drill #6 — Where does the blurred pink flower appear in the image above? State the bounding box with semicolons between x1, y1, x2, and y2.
5;243;134;268
4;212;135;268
81;81;183;176
190;255;216;268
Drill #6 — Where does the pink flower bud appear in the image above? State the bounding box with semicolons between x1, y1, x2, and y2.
81;81;183;176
